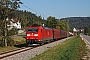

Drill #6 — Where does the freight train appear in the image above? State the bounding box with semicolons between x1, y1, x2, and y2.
26;24;71;45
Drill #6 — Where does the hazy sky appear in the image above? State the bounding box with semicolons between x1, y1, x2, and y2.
19;0;90;19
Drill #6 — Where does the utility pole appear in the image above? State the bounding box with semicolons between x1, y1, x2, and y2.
59;19;61;37
67;19;69;37
4;17;8;46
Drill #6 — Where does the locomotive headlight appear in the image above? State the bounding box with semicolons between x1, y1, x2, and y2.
34;34;38;36
27;34;30;36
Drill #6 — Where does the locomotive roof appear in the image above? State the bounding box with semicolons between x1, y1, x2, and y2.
27;24;52;30
43;26;52;30
27;26;52;30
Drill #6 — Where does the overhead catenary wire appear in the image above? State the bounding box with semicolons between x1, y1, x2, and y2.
21;4;47;19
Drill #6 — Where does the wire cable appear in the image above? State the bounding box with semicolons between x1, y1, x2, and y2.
21;4;47;19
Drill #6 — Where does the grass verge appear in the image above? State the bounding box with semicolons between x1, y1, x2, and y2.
30;36;86;60
0;46;17;53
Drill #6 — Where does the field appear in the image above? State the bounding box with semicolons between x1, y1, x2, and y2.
30;36;86;60
12;36;26;45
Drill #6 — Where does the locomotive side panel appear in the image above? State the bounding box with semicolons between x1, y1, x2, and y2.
41;27;53;41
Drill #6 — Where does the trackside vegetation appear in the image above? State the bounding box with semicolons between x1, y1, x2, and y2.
0;37;25;53
30;36;86;60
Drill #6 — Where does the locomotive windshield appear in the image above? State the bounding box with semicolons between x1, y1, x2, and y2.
28;28;38;32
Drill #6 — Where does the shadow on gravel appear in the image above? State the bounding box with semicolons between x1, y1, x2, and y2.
14;43;27;48
14;43;39;48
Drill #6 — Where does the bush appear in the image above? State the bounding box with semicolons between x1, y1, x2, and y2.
0;36;15;47
7;36;15;46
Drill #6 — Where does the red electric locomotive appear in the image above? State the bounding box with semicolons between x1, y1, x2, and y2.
26;25;53;45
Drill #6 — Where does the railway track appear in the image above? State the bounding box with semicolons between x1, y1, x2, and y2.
0;47;33;60
0;37;71;60
0;42;49;60
0;43;46;60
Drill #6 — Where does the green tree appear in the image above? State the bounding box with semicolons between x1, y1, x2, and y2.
84;27;90;35
20;13;29;28
46;16;57;28
0;0;22;46
0;0;22;19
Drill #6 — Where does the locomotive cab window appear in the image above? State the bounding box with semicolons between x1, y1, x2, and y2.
28;28;38;32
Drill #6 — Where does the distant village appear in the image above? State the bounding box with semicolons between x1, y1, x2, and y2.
7;18;24;34
73;28;84;35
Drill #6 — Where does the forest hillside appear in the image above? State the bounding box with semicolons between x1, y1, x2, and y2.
61;17;90;28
